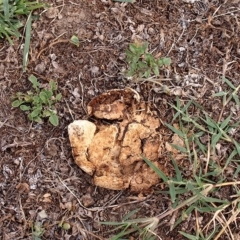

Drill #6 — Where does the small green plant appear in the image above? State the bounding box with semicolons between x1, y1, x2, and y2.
31;221;45;240
125;41;171;78
12;75;62;126
0;0;44;44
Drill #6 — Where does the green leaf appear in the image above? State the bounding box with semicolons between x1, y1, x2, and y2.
171;156;182;182
49;113;59;126
23;12;32;72
28;113;33;121
165;123;185;138
203;196;229;204
3;0;10;21
29;75;39;89
137;61;147;70
145;53;154;65
204;114;217;129
12;99;23;107
233;165;240;178
143;69;151;78
70;35;79;47
211;132;222;148
20;105;31;111
33;116;43;123
123;209;139;221
220;115;231;130
169;143;188;153
142;155;168;183
233;140;240;156
129;43;137;54
24;94;33;102
44;89;53;99
39;91;48;104
233;94;240;106
162;57;171;66
140;42;148;53
55;93;61;101
49;80;57;91
30;108;41;118
152;64;159;76
169;181;176;203
33;95;40;104
223;77;236;89
213;91;227;97
179;231;198;240
156;58;164;67
42;110;51;117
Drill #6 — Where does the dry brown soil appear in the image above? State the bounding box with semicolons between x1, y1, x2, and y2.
1;0;240;239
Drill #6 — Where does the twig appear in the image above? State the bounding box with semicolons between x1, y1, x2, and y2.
37;39;69;59
2;141;32;151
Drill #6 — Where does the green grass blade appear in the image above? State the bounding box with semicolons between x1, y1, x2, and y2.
220;115;231;130
23;12;32;72
169;181;176;203
99;221;125;226
170;156;182;182
202;196;229;204
223;149;238;171
142;155;168;183
179;231;198;240
123;209;139;221
211;132;222;148
165;123;185;138
170;99;193;123
213;91;227;97
169;143;188;153
232;139;240;156
233;164;240;178
194;137;207;154
3;0;9;21
110;225;132;240
223;76;236;89
171;97;181;122
203;114;217;129
233;94;240;106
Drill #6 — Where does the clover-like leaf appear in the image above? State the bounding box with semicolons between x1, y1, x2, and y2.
29;75;40;90
49;113;59;126
30;107;42;118
129;43;138;54
12;99;23;107
39;91;48;104
20;105;31;111
33;95;40;104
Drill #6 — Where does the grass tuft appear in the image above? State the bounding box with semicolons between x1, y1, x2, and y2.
0;0;44;44
101;77;240;239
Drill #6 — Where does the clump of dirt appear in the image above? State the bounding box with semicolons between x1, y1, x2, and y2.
68;88;167;192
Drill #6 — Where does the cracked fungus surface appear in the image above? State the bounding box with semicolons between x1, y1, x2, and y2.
68;89;166;192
